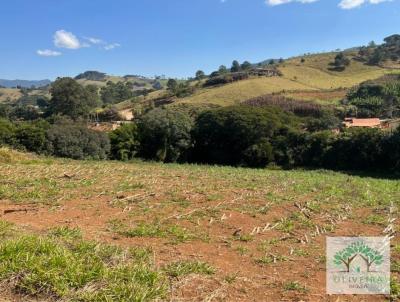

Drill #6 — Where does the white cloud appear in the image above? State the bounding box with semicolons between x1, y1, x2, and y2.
104;43;121;50
266;0;318;6
37;49;62;57
54;30;83;49
85;37;104;45
338;0;391;9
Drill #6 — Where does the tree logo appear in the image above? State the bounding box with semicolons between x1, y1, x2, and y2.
327;237;390;295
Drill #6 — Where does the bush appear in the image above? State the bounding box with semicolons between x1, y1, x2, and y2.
14;122;48;153
109;123;140;161
138;108;193;162
0;119;15;146
45;123;110;160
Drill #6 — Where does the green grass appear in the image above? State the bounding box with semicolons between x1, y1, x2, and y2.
283;281;308;293
163;260;215;278
0;228;166;301
111;221;195;244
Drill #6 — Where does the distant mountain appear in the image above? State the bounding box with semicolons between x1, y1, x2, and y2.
75;71;107;81
0;79;51;88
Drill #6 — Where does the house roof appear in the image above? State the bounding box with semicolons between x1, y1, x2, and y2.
343;118;381;128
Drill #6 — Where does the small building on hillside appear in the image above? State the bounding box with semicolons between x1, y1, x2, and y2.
343;118;382;129
343;118;400;131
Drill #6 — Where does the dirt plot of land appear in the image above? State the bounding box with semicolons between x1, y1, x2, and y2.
0;154;399;301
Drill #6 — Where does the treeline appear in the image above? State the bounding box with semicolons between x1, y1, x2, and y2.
2;104;400;173
109;105;400;172
358;34;400;65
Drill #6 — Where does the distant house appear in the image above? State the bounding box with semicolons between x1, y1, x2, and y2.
343;118;382;129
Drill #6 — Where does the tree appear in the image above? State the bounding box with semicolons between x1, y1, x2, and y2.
268;59;275;65
100;81;133;105
231;60;241;72
301;58;306;63
218;65;228;74
195;70;206;80
138;108;193;162
167;79;178;91
49;78;98;119
241;61;252;70
279;58;284;64
45;122;110;159
333;52;350;71
192;106;292;166
243;138;274;167
109;123;139;161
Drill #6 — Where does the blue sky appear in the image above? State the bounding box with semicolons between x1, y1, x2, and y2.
0;0;399;80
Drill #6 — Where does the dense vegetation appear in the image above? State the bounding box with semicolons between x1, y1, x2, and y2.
343;74;400;118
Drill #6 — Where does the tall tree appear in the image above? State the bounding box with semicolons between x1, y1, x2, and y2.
195;70;206;80
230;60;241;72
218;65;228;74
49;78;97;119
241;61;252;70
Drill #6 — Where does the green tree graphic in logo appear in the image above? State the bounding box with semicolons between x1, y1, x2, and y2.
333;241;384;273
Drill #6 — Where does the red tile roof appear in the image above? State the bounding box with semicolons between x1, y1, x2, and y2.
343;118;381;128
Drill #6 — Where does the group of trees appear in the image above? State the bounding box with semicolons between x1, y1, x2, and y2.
343;75;400;118
358;34;400;65
100;81;133;104
166;79;194;98
0;118;110;160
106;105;400;173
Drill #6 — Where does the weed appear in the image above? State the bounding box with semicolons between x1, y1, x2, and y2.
362;214;386;226
48;226;82;240
283;281;308;293
163;260;215;278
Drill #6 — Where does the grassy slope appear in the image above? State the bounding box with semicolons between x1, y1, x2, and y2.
0;88;22;103
0;149;399;301
176;52;399;106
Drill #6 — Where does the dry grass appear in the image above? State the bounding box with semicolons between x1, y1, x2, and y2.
0;88;22;103
176;52;400;107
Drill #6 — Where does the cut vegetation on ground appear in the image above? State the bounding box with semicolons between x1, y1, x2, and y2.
0;149;398;301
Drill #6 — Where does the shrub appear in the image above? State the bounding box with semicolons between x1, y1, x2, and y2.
14;121;48;153
0;119;15;146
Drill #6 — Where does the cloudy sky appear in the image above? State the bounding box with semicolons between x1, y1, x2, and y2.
0;0;398;80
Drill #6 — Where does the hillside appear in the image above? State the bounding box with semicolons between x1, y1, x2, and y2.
0;150;398;301
0;87;23;103
174;51;399;106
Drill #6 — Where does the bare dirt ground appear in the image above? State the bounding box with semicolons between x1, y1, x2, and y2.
0;155;398;301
